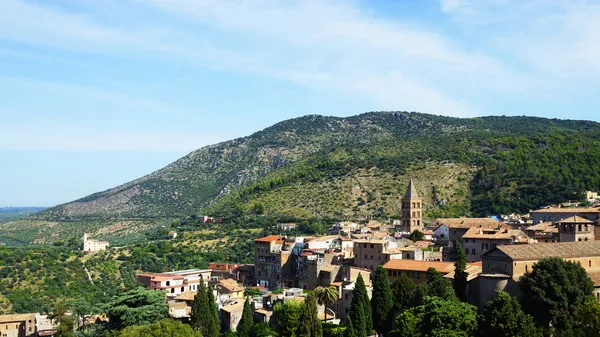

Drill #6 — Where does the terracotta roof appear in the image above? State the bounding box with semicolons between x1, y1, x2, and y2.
175;291;196;301
353;239;387;244
444;263;483;282
255;235;285;243
531;207;600;213
219;278;245;293
0;313;35;323
137;273;185;281
169;302;188;309
432;217;503;229
418;229;434;235
485;241;600;261
311;235;340;242
462;227;531;242
383;247;407;254
383;260;455;273
413;241;433;248
588;271;600;287
220;301;245;313
557;216;594;224
525;222;558;233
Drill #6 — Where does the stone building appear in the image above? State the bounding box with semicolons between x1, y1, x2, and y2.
82;233;109;253
461;227;532;262
558;216;595;242
397;179;423;234
429;218;505;261
254;235;291;289
524;222;558;243
530;207;600;225
0;313;36;337
353;239;400;273
477;240;600;309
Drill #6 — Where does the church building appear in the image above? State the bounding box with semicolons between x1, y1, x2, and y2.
398;179;423;234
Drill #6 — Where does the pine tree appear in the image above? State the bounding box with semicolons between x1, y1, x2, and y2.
297;292;323;337
190;281;212;335
371;266;393;336
206;285;221;337
237;297;254;337
453;241;468;302
349;274;370;337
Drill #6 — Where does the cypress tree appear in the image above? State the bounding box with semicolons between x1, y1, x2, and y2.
345;316;358;337
237;297;254;337
454;242;468;302
371;266;393;336
297;292;323;337
349;274;370;337
190;280;212;335
206;285;221;337
391;273;416;312
425;267;456;300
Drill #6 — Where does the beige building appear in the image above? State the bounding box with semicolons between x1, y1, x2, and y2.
461;227;532;262
558;216;595;242
0;314;36;337
220;300;245;332
430;218;505;261
478;241;600;308
353;239;400;273
524;222;558;243
137;269;212;299
530;207;600;225
82;233;109;253
398;179;423;233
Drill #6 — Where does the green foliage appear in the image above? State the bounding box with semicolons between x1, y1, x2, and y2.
345;317;357;337
519;258;594;331
314;286;339;323
391;273;416;312
573;299;600;337
453;242;468;302
297;292;323;337
408;230;423;242
250;323;277;337
322;322;345;337
478;291;542;337
271;300;303;337
425;268;456;301
55;316;75;337
113;318;203;337
10;112;600;245
106;287;168;330
392;296;478;337
371;266;393;335
207;285;220;337
191;281;215;335
237;298;254;337
348;274;371;337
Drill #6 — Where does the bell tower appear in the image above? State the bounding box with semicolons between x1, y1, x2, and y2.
400;179;422;233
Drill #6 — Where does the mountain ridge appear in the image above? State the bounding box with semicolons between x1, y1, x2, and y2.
4;111;600;244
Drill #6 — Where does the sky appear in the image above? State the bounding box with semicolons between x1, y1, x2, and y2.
1;0;600;207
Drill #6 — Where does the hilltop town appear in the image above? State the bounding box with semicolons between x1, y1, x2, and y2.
4;180;600;336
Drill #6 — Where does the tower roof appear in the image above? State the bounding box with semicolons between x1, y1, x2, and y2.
404;179;419;199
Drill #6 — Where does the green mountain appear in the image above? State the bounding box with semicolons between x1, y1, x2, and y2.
3;111;600;245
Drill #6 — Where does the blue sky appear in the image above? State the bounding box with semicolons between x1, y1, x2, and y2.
1;0;600;207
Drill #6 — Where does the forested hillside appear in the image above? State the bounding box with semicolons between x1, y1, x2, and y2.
3;112;600;244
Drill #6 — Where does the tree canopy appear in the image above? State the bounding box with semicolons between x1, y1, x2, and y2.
114;318;203;337
106;287;168;330
519;258;594;330
479;291;541;337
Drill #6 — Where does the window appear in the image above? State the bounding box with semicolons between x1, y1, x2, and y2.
370;244;374;249
471;248;476;255
526;265;528;273
590;260;592;267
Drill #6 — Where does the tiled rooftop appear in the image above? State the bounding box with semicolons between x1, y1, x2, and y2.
488;240;600;261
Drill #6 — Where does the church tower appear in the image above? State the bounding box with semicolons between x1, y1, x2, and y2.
400;179;422;233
